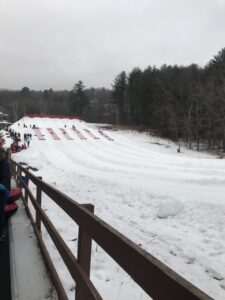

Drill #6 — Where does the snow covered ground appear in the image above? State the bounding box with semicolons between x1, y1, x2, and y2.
5;116;225;299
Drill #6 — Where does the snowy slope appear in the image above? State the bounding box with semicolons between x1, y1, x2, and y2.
8;116;225;300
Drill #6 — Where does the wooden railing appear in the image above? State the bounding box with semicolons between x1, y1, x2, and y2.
10;160;213;300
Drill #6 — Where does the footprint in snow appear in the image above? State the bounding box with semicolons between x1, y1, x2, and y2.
185;256;196;265
209;251;224;257
169;250;177;256
205;267;224;281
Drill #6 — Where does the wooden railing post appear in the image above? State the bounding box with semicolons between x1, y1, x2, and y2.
76;204;94;300
10;160;15;178
24;174;29;204
17;164;23;186
36;177;42;233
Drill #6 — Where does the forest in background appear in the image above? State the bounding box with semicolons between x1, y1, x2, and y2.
0;47;225;151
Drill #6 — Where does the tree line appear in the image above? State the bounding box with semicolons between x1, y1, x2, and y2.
0;47;225;151
0;84;114;125
112;48;225;151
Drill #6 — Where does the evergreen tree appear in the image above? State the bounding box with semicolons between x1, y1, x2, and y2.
70;81;89;118
127;68;143;125
112;71;127;124
206;48;225;151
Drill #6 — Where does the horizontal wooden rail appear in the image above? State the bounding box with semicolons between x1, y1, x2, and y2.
12;160;213;300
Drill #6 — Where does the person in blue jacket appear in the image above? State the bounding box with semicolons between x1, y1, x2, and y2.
0;185;9;242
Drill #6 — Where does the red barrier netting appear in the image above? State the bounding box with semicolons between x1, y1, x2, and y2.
24;114;82;120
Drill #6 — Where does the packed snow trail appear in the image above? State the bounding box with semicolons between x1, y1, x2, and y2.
8;116;225;300
59;128;73;140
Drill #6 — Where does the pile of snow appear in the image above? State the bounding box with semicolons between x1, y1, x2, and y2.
157;198;183;218
8;116;225;300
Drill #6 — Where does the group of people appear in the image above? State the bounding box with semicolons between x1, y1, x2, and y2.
24;133;32;148
8;129;21;143
18;123;38;129
8;129;22;153
7;128;32;153
0;138;11;243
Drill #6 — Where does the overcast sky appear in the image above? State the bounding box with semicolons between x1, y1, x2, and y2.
1;0;225;90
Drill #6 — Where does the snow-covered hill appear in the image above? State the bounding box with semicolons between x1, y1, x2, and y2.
7;116;225;299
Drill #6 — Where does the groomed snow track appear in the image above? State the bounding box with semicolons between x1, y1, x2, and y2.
7;115;225;300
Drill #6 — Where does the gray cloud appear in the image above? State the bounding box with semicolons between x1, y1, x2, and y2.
1;0;225;90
